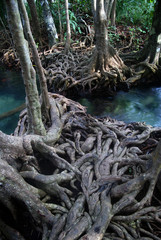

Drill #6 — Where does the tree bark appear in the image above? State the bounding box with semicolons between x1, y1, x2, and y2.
91;0;124;75
26;0;41;43
143;0;161;64
5;0;46;135
136;0;161;64
64;0;71;53
122;0;161;65
18;0;50;123
110;0;116;26
58;0;64;42
95;0;109;71
40;0;58;48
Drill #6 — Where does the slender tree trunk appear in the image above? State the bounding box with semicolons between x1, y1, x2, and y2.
92;0;96;19
6;0;46;135
143;0;161;64
58;0;64;42
104;0;114;23
26;0;41;43
18;0;50;123
110;0;116;26
65;0;71;53
95;0;109;71
40;0;58;48
87;0;125;89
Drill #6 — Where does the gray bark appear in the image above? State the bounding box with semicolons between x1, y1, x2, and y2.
104;0;116;25
27;0;41;43
65;0;71;53
40;0;58;47
127;0;161;65
146;0;161;64
110;0;116;26
95;0;109;70
18;0;50;123
58;0;63;42
5;0;46;135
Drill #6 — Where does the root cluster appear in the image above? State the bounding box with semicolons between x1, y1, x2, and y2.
43;43;127;96
1;94;161;240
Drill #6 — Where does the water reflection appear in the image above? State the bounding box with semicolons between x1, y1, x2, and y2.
0;69;25;134
78;88;161;127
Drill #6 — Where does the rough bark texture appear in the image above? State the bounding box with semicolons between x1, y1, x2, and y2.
64;0;71;54
58;0;64;42
104;0;115;23
110;0;116;26
40;0;58;47
6;0;46;135
18;0;50;123
26;0;41;43
84;0;127;93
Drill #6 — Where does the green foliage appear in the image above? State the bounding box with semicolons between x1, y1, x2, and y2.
68;10;82;34
128;27;146;50
50;0;83;37
108;26;120;46
69;0;91;14
116;0;156;30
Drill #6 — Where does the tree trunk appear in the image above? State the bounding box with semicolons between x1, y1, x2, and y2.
120;0;161;87
6;0;46;135
40;0;58;48
136;0;161;64
110;0;116;26
104;0;114;23
95;0;109;71
90;0;125;79
142;0;161;64
58;0;64;42
26;0;41;44
122;0;161;65
64;0;71;53
18;0;50;123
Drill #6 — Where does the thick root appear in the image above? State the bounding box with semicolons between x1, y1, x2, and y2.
0;94;161;239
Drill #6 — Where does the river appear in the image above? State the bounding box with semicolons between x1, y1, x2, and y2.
0;69;25;134
0;69;161;134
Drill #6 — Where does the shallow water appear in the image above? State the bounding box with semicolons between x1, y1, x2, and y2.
0;69;161;134
78;87;161;127
0;69;25;134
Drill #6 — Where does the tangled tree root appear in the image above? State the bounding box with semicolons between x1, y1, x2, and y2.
43;43;130;97
43;43;161;97
0;93;161;240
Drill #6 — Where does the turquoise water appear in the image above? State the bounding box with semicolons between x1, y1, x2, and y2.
0;69;25;134
0;69;161;134
78;87;161;127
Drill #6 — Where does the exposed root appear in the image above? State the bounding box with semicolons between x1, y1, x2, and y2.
0;94;161;239
44;43;130;97
125;61;160;87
